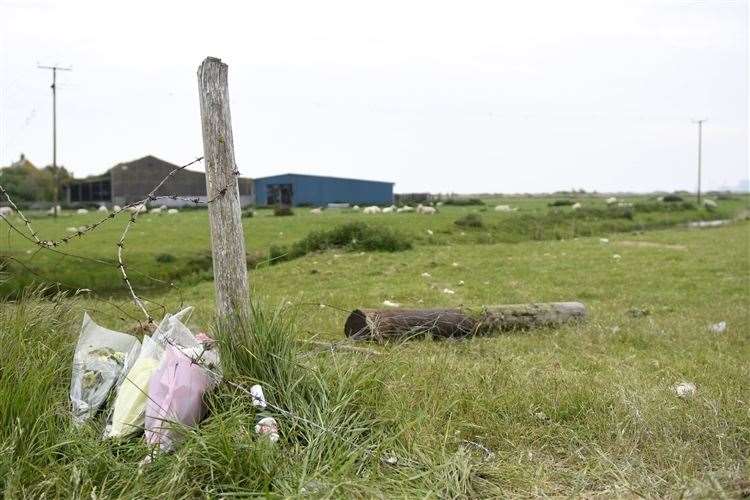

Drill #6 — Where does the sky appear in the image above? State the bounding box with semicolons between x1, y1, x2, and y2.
0;0;747;194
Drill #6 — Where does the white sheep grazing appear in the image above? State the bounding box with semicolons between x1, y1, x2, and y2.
703;199;718;208
495;205;512;212
606;197;618;205
159;204;168;210
352;205;361;211
113;205;122;212
98;205;108;212
310;208;322;215
397;206;415;213
149;207;162;215
167;208;179;214
572;202;582;210
0;206;12;217
417;204;436;215
363;206;381;214
76;208;89;215
382;205;396;213
129;204;147;214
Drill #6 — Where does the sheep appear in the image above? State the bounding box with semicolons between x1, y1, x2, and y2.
703;199;718;209
494;205;513;212
310;208;322;215
0;206;12;217
363;206;381;214
47;205;62;215
66;226;78;233
113;205;122;212
129;204;147;214
572;202;582;210
397;206;415;213
97;205;108;212
149;207;162;215
76;208;89;215
167;208;179;214
351;205;361;211
382;205;396;213
159;204;168;210
416;204;436;215
606;197;618;205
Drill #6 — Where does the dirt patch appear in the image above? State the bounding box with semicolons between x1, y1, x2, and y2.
616;240;687;251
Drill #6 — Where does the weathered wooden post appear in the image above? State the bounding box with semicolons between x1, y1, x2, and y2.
197;57;249;320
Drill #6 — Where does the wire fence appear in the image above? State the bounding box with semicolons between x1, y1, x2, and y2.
0;155;241;324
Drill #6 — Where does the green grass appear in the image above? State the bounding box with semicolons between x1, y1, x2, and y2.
0;194;749;496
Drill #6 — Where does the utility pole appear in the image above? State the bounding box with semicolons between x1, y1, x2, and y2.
693;118;707;205
38;64;71;217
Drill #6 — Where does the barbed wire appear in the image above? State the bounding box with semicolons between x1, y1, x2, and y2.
0;155;242;323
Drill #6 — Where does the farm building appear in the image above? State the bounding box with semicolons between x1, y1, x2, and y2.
64;155;254;207
253;173;393;207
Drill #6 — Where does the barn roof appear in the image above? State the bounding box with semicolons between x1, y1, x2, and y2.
254;172;394;185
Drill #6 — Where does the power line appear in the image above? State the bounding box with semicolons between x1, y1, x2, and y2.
38;64;72;218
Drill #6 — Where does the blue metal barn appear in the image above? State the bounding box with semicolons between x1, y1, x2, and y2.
253;173;394;207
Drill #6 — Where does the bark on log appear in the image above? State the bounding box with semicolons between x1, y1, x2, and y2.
344;302;586;341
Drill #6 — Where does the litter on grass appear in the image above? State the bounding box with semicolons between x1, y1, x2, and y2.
70;313;141;426
709;321;727;333
674;381;697;398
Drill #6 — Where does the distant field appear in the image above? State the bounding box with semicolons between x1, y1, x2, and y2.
0;193;746;297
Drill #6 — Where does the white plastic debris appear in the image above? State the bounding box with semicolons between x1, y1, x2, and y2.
452;262;459;267
250;384;267;408
599;238;609;244
674;381;697;398
457;280;465;286
421;272;431;278
426;229;434;236
442;288;456;295
709;321;727;333
382;300;401;308
255;416;280;443
612;254;622;260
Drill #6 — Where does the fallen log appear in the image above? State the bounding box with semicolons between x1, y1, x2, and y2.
344;302;586;341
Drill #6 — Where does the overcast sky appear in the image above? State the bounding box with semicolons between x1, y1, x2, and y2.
0;0;747;193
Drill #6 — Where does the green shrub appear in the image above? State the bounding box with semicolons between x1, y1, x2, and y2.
242;209;254;218
443;198;484;206
155;253;176;263
273;206;294;216
454;213;484;228
662;194;683;202
548;200;575;207
270;222;412;264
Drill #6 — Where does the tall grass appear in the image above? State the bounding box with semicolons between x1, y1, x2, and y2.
0;291;492;496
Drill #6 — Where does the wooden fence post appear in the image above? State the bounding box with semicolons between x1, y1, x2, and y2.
197;57;249;320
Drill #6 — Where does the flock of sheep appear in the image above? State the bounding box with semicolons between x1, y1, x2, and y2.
69;204;181;216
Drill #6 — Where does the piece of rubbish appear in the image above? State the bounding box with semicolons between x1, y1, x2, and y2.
599;238;609;244
105;308;193;438
382;455;398;465
250;384;267;408
382;300;401;308
144;318;221;452
426;229;433;236
70;313;141;425
255;416;280;443
612;254;622;260
674;381;697;398
442;288;456;294
457;280;465;286
709;321;727;333
421;272;431;278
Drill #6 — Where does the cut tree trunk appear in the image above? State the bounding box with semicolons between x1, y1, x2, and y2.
344;302;586;341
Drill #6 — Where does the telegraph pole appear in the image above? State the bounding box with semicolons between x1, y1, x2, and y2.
693;118;707;205
38;64;71;217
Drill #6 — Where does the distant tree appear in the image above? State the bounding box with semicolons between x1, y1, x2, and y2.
0;154;72;203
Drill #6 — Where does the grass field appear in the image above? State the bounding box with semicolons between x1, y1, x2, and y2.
1;194;749;497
